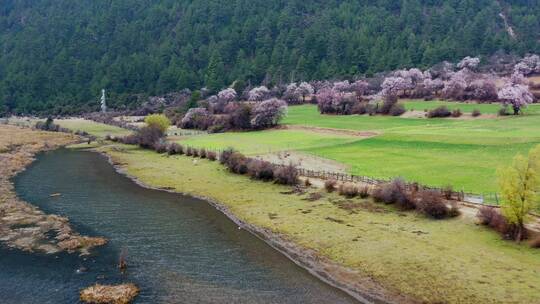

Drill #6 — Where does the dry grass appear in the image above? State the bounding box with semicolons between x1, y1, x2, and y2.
98;143;540;304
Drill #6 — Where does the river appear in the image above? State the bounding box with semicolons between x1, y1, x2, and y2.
2;149;358;303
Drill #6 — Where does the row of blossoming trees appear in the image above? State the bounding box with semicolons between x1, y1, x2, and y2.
179;54;539;132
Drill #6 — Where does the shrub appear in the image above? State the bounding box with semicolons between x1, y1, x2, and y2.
451;109;462;117
135;126;164;149
192;148;199;157
274;164;299;185
471;109;481;117
389;103;406;116
476;206;516;238
530;236;540;248
220;148;235;165
324;179;337;192
199;148;207;159
338;183;358;198
247;159;274;181
352;102;368;115
226;152;249;174
415;190;449;219
144;114;171;133
427;106;451;118
185;146;193;156
153;140;168;153
250;98;288;129
229;103;252;130
167;143;182;155
379;95;398;115
498;106;510;116
207;151;217;161
372;178;414;210
35;117;61;132
358;186;370;198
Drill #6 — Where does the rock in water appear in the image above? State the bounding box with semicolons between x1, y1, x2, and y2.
80;283;139;304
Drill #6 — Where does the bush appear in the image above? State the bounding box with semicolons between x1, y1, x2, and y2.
427;106;451;118
476;206;517;238
135;126;164;149
153;140;168;153
358;186;370;198
379;95;398;115
35;117;61;132
338;183;358;198
220;148;235;164
498;106;510;116
471;109;481;117
185;146;193;156
225;152;249;174
192;148;199;157
166;143;182;155
247;159;275;181
530;235;540;248
352;102;368;115
415;190;449;219
207;151;217;161
324;179;337;192
144;114;171;133
451;109;462;117
389;103;406;116
199;148;207;159
274;164;299;185
372;178;414;210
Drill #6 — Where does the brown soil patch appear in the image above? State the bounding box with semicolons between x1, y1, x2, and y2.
258;151;349;173
281;124;379;138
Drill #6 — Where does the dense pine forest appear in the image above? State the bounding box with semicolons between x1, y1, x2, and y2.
1;0;539;114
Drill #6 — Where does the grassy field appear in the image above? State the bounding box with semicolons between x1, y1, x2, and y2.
2;117;131;138
55;118;131;138
179;129;359;155
96;144;540;304
171;102;540;194
281;104;540;194
402;99;513;114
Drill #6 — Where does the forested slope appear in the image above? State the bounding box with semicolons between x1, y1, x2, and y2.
1;0;539;114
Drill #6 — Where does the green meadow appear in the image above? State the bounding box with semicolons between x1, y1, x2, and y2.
178;102;540;194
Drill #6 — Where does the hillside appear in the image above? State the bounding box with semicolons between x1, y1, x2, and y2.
1;0;539;114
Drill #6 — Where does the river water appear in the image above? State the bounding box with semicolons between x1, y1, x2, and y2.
2;149;358;303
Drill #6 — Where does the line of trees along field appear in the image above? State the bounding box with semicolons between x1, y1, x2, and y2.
1;0;539;114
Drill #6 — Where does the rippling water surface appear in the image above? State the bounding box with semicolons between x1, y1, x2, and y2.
2;149;358;303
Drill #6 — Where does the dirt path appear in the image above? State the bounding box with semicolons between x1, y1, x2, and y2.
257;151;349;173
281;125;380;138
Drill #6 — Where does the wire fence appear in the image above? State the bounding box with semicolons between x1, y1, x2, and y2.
177;144;501;207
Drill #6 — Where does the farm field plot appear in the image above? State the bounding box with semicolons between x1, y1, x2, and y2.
178;129;363;155
283;104;540;193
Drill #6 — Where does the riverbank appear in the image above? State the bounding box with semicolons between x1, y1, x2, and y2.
93;143;540;304
0;125;107;254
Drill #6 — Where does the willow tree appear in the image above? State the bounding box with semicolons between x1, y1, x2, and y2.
497;145;540;241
